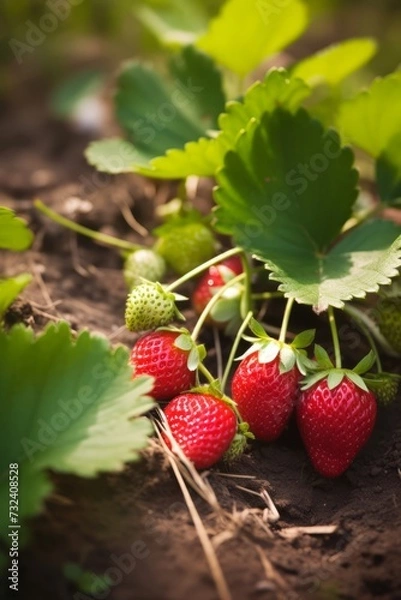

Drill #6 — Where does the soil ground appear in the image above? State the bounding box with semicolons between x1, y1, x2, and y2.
1;91;401;600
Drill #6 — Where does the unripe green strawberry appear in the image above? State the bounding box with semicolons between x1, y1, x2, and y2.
376;297;401;353
124;249;166;290
364;372;400;406
125;282;179;332
155;222;217;275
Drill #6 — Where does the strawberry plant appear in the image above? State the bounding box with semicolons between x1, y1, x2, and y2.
34;0;401;479
0;322;154;564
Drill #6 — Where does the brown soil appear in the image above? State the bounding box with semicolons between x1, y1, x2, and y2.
1;93;401;600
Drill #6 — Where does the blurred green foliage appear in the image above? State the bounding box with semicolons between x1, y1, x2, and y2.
0;0;400;90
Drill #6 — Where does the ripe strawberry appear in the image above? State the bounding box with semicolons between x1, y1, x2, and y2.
192;256;243;327
231;352;300;441
155;222;217;275
124;249;166;290
130;331;196;401
297;376;377;478
164;392;237;469
376;297;401;353
125;282;180;332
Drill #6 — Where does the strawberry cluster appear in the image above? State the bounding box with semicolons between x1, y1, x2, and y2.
124;250;394;479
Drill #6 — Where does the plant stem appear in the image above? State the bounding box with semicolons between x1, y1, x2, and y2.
221;311;253;392
251;292;284;300
191;273;245;341
167;247;243;292
278;297;295;343
198;362;216;385
342;305;383;372
328;306;342;369
35;199;140;252
239;253;252;318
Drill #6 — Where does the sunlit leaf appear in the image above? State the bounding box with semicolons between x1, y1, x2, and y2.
0;323;155;542
135;0;208;47
0;274;32;319
140;69;310;178
337;72;401;157
196;0;308;76
0;207;33;251
214;109;401;311
292;38;377;87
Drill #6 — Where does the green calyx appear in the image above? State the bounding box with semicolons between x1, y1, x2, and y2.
240;318;315;375
301;346;376;391
172;329;207;372
223;422;254;463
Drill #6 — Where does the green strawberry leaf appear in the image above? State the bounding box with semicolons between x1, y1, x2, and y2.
292;38;377;87
258;340;280;363
346;371;369;392
0;207;33;251
85;138;150;173
292;329;315;349
301;370;328;390
0;274;32;319
169;45;226;128
142;68;310;179
87;48;225;175
249;317;269;339
353;350;376;375
279;345;296;373
327;370;344;390
337;71;401;157
376;133;401;205
174;332;193;351
210;295;241;323
115;61;206;157
0;322;154;541
196;0;308;76
214;109;401;311
314;345;334;370
134;0;208;47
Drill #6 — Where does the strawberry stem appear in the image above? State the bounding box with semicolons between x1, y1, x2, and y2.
328;306;342;369
35;199;141;252
251;292;284;300
279;297;295;343
191;273;246;341
221;310;253;392
198;362;217;385
166;247;243;292
342;305;383;372
239;253;252;318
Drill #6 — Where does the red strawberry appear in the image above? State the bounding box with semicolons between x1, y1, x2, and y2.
231;352;300;442
130;331;196;401
164;392;237;469
297;376;377;478
192;256;243;326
